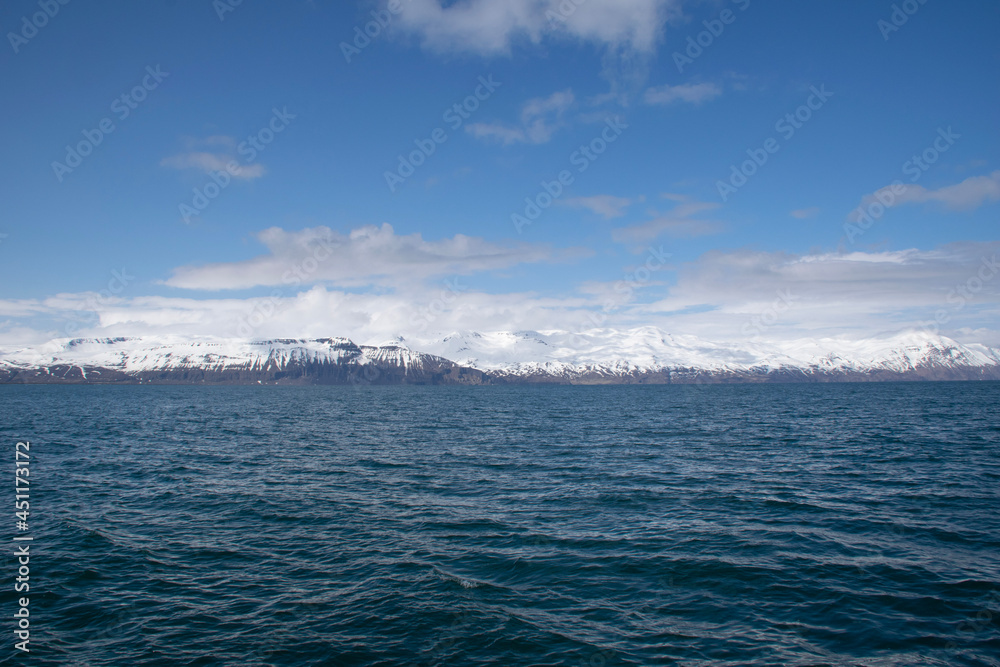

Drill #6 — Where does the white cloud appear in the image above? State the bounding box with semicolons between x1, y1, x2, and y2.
466;89;575;145
389;0;681;56
0;287;594;346
563;195;634;219
852;171;1000;219
643;82;722;106
4;243;998;348
638;242;1000;340
163;224;578;290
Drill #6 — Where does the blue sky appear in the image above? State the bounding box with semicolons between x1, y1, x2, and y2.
1;0;998;346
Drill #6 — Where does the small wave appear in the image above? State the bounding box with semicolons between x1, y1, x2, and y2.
433;567;491;590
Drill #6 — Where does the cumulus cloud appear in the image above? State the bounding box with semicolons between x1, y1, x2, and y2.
388;0;681;56
466;89;574;145
163;224;578;290
643;82;722;106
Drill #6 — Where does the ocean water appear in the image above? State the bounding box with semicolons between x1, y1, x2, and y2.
2;383;999;666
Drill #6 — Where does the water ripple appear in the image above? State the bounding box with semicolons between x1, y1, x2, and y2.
1;383;998;665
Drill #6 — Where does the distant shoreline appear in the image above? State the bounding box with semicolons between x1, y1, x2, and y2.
3;365;999;386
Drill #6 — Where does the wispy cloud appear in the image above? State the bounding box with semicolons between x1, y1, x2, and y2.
161;136;265;180
612;194;722;243
163;224;584;290
643;82;722;106
161;151;264;180
465;124;528;145
466;89;575;145
790;207;820;220
851;171;1000;219
564;195;635;219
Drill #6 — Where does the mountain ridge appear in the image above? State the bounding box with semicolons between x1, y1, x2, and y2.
1;329;998;384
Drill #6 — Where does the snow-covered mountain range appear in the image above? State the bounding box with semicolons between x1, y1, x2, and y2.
0;337;485;385
1;328;998;384
418;328;1000;382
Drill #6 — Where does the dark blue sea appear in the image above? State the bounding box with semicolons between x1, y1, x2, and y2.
2;383;999;666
